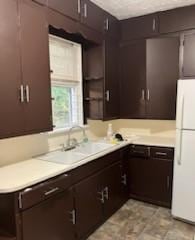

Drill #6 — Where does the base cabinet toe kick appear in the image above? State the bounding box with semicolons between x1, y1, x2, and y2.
0;144;174;240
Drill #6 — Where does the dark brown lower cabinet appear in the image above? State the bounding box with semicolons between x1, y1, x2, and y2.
101;162;125;218
0;147;129;240
129;145;174;208
74;173;103;239
22;188;75;240
75;160;127;239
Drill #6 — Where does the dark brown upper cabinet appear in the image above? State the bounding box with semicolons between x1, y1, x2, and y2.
120;14;159;42
103;36;120;120
159;5;195;34
182;32;195;78
103;12;120;39
120;37;179;120
80;0;105;33
0;0;25;139
47;0;80;21
19;0;52;133
146;37;179;120
84;37;119;121
120;40;147;119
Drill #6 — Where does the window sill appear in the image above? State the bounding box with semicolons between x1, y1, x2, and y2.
47;125;89;137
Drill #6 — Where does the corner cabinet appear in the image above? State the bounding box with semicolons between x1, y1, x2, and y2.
120;13;159;42
128;145;174;208
120;37;179;120
0;147;129;240
0;0;52;139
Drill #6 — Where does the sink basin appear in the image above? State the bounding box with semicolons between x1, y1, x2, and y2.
73;141;114;155
37;150;87;165
37;141;115;165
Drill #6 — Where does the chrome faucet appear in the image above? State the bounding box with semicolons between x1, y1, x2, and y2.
63;125;88;151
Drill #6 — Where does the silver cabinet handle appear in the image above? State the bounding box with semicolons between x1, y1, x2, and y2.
103;187;109;200
84;3;87;18
77;0;81;13
104;18;109;30
141;89;145;101
152;18;156;31
18;193;23;209
44;187;59;196
70;209;76;225
20;85;25;103
25;85;30;103
156;152;167;156
147;89;150;101
98;190;104;203
121;174;127;185
106;90;110;102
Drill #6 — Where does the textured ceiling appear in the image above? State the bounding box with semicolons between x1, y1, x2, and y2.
91;0;195;20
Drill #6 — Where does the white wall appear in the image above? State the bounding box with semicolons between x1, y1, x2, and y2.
0;119;175;167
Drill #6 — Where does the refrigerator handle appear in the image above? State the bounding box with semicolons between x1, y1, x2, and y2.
177;131;183;166
178;95;185;129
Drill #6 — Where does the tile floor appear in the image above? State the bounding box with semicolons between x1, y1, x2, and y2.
88;200;195;240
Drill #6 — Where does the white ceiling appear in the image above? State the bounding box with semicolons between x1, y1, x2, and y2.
91;0;195;20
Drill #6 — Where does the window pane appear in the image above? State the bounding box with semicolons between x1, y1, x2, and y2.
52;85;72;129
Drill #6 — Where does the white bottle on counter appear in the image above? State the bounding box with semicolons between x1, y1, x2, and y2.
107;123;113;141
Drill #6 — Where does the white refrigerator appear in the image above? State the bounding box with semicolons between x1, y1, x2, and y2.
172;79;195;223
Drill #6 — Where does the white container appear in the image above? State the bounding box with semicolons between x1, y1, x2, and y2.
107;123;113;140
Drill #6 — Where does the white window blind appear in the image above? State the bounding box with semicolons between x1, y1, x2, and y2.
49;35;83;129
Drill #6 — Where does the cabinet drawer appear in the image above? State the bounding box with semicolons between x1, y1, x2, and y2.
130;145;149;158
150;147;174;160
19;173;72;210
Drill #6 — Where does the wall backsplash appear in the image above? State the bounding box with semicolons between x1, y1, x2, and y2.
0;119;175;167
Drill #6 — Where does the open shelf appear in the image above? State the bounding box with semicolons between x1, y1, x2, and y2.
84;76;103;81
84;97;103;101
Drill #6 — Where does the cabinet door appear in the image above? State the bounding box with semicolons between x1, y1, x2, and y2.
101;162;123;218
81;0;104;32
120;40;146;119
146;158;173;207
159;5;195;34
48;0;80;21
146;37;179;120
121;14;158;41
104;13;119;38
104;37;119;120
0;0;25;138
19;0;53;134
182;33;195;78
22;189;75;240
74;173;103;239
129;155;173;207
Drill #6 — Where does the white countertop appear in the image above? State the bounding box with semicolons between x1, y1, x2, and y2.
131;136;175;148
0;136;175;193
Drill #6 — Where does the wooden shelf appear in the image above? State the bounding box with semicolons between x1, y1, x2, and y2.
84;77;103;81
84;97;103;101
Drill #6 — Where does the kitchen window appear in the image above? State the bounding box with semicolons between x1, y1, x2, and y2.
49;35;83;130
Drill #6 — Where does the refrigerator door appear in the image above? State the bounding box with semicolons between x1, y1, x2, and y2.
172;129;195;222
176;80;195;130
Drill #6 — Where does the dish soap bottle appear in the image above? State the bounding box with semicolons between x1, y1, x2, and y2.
107;123;113;141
